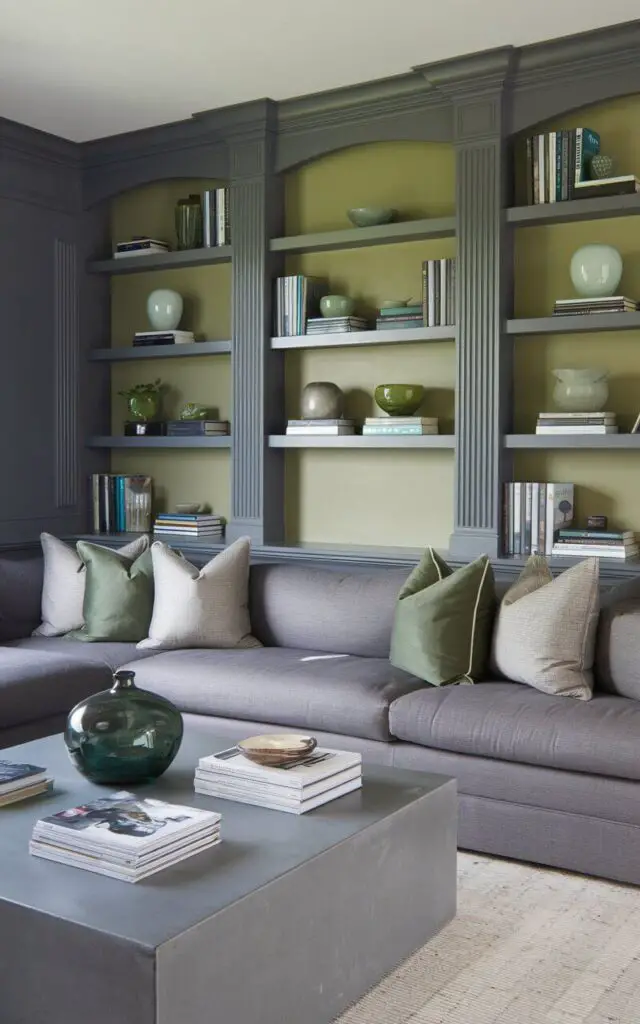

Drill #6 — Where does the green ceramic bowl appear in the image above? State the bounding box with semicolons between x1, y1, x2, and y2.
320;294;355;318
375;383;425;416
347;207;396;228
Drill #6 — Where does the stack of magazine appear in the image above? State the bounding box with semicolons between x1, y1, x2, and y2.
30;793;221;882
0;760;53;807
194;746;362;814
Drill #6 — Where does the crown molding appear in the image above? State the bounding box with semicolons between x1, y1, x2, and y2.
416;46;516;99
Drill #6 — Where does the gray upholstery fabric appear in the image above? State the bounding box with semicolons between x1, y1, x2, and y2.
249;563;410;658
123;648;423;740
0;648;110;729
0;552;43;640
595;575;640;698
389;682;640;782
4;636;157;672
0;714;67;751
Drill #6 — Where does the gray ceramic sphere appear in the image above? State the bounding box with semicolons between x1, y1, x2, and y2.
301;381;344;419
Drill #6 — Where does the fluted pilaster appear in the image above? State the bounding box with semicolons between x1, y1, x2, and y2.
54;239;80;509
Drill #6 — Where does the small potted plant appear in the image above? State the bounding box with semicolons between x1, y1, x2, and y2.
118;379;164;422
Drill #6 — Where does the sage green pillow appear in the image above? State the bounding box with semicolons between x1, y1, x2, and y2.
72;541;154;643
390;548;495;685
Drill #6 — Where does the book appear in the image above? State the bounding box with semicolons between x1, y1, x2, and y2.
275;277;327;337
287;419;355;427
133;330;195;345
195;776;361;814
166;420;230;436
202;189;216;247
361;425;438;435
364;417;437;426
558;529;634;541
374;314;423;324
538;411;617;418
113;246;169;258
526;128;600;204
503;482;574;556
0;759;48;793
155;513;223;523
0;779;53;807
573;175;640;198
215;187;230;245
535;426;618;435
378;304;422;317
421;258;456;327
114;238;169;255
90;474;152;534
285;426;355;436
551;544;639;560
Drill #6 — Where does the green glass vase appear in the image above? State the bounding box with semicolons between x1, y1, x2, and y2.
175;194;203;250
64;670;184;785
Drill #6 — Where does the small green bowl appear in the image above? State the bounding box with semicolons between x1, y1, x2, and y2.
320;294;355;318
375;384;425;416
347;207;396;228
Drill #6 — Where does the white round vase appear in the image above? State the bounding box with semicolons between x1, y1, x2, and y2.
553;368;609;412
569;245;622;298
147;289;183;331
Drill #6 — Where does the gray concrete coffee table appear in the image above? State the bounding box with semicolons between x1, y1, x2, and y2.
0;730;456;1024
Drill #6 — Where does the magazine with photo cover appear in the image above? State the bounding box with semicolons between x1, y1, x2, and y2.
198;747;361;788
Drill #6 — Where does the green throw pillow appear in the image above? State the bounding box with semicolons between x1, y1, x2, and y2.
390;548;495;686
71;541;154;643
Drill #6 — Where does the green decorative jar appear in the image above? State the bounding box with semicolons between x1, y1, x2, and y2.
175;194;203;250
127;392;161;422
64;670;184;785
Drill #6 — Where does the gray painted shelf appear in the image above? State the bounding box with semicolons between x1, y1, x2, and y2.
269;216;456;255
507;312;640;335
88;246;232;275
87;436;232;449
271;326;455;349
508;193;640;227
89;340;232;362
269;434;455;449
506;434;640;449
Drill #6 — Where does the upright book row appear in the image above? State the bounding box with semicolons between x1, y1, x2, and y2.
202;187;231;246
525;127;600;204
273;275;325;336
503;482;575;557
91;474;153;534
421;258;456;327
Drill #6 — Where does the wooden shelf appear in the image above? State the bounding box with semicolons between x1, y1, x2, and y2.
271;326;454;350
270;216;456;255
87;436;232;449
88;246;232;275
508;193;640;228
269;435;455;449
507;312;640;335
89;340;232;362
505;434;640;449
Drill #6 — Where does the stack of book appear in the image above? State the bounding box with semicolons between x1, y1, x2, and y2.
153;513;225;539
0;760;53;807
274;276;326;336
525;127;600;204
202;187;230;247
503;482;574;556
375;304;423;330
306;316;368;334
91;474;152;534
574;175;640;199
552;529;639;561
166;419;230;437
113;237;169;258
421;258;456;326
194;746;362;814
362;417;438;436
285;419;355;436
536;412;618;435
553;297;637;317
30;793;221;883
133;330;195;346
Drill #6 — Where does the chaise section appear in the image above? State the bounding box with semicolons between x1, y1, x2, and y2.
122;647;423;741
0;648;111;734
4;636;159;672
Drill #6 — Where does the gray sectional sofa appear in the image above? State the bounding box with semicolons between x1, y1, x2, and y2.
2;549;640;886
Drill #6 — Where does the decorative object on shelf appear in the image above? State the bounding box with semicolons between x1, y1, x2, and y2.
587;515;608;530
146;289;184;331
175;503;203;514
552;368;609;412
632;412;640;434
237;733;317;768
589;154;615;179
124;421;167;436
119;379;164;422
380;298;411;309
179;403;209;421
569;244;622;298
175;194;203;250
375;383;425;417
91;474;153;533
319;294;355;318
347;207;396;227
301;381;344;419
64;669;184;785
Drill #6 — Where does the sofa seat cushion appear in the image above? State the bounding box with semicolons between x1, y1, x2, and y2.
0;648;111;730
389;682;640;782
121;648;423;741
4;637;157;672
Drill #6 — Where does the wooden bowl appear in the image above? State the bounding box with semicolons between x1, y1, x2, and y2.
237;733;317;767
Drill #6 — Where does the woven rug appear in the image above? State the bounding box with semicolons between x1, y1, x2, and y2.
335;852;640;1024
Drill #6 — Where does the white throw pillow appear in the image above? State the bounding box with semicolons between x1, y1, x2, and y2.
34;533;149;637
137;538;261;650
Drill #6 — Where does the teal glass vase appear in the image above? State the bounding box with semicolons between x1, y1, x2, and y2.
64;670;184;785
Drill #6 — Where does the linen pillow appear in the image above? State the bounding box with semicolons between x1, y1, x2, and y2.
34;533;149;637
491;556;599;700
71;541;154;643
389;548;495;686
137;537;261;650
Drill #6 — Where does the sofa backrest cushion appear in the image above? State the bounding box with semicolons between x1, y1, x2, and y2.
249;563;410;657
595;575;640;698
0;551;44;641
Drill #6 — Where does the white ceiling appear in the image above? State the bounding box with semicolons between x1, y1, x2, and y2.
1;0;638;142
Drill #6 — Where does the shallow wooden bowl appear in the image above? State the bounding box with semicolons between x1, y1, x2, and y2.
237;733;317;767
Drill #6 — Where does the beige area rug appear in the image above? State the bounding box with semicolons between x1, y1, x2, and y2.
335;852;640;1024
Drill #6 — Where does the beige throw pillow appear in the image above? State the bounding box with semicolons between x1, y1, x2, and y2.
35;533;149;637
137;538;261;650
491;556;599;700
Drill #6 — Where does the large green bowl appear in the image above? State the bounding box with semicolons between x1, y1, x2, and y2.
375;384;425;416
347;207;396;228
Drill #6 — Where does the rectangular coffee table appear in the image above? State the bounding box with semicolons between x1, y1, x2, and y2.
0;730;456;1024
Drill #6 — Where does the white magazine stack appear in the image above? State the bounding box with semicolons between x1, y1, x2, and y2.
194;746;362;814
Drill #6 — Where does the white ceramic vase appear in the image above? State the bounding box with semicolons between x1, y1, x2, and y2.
553;368;609;412
569;245;622;298
147;289;183;331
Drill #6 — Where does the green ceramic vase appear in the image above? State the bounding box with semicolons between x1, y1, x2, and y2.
64;670;184;785
128;393;161;422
